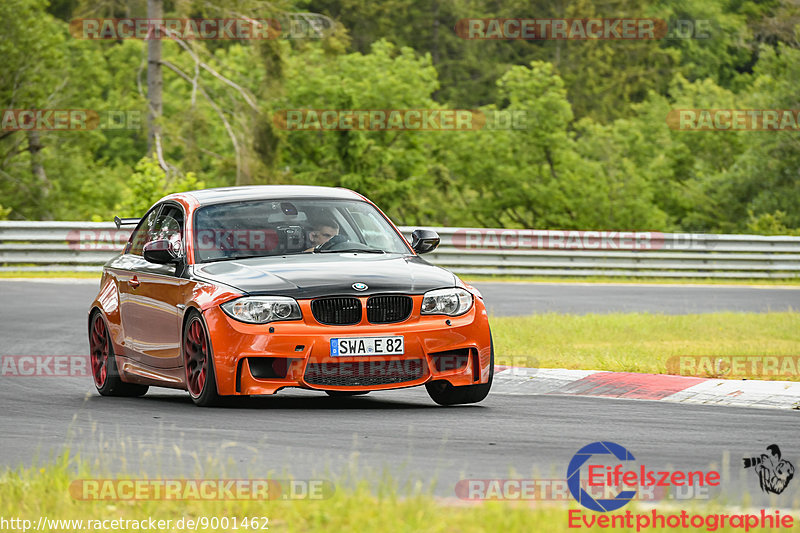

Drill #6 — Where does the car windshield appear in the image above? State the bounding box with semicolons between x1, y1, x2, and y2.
193;198;411;263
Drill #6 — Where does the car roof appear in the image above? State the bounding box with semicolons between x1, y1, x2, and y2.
169;185;366;206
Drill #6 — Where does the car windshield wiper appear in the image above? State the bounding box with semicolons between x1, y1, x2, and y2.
319;247;385;254
211;253;273;262
213;249;313;261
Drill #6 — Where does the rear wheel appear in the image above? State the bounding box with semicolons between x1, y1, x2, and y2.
89;311;148;397
183;310;222;407
425;338;493;406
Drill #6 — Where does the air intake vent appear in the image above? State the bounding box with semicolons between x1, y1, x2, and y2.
304;359;426;387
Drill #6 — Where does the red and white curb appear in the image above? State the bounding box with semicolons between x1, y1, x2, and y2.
492;366;800;410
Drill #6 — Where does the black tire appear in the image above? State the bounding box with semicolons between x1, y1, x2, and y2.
425;336;494;406
89;311;149;397
325;390;370;397
183;310;223;407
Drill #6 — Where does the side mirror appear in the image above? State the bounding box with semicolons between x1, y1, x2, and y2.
143;239;181;264
411;229;440;254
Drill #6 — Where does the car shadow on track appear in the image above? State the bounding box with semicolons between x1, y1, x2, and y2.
85;391;487;410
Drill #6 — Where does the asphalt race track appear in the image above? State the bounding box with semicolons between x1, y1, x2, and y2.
1;279;798;505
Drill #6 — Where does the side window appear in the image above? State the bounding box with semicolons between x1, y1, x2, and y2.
153;206;184;256
127;204;185;257
127;207;161;256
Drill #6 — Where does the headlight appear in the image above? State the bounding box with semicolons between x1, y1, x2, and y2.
421;288;473;316
221;296;302;324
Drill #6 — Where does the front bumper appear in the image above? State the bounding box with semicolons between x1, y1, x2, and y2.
203;295;492;396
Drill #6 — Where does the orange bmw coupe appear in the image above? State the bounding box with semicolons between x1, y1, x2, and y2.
89;186;493;406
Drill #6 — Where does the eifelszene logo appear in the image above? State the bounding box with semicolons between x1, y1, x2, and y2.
568;441;638;512
743;444;795;495
567;441;721;512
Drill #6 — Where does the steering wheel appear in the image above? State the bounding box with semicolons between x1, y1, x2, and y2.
314;234;348;252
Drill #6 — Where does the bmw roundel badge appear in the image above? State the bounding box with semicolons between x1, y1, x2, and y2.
352;282;368;291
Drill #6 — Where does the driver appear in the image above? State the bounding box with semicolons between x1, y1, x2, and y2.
305;216;339;252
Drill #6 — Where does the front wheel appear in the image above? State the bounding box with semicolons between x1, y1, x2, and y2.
89;311;148;397
183;310;222;407
426;340;493;406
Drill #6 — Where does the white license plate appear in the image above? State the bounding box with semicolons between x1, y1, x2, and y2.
330;336;405;356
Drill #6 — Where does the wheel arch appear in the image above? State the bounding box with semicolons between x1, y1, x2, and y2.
88;305;124;373
180;305;222;397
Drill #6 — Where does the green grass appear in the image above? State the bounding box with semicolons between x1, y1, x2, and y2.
1;457;792;532
462;274;800;286
490;312;800;379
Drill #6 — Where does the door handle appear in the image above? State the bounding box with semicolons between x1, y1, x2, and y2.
128;275;140;289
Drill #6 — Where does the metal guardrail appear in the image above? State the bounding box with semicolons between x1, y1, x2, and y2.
1;221;799;278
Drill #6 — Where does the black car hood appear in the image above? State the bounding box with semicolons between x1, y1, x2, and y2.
192;253;457;297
